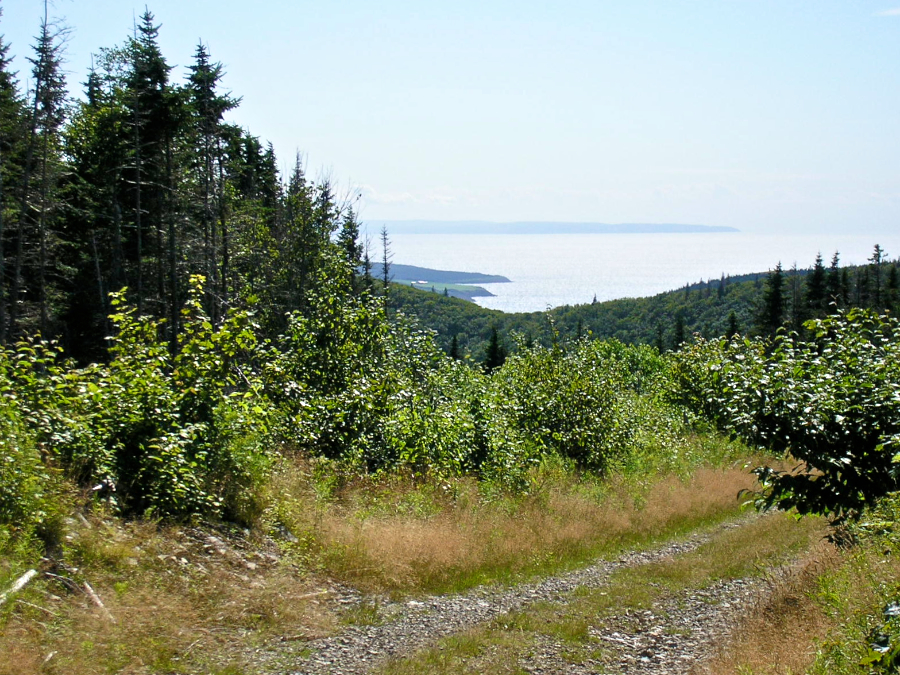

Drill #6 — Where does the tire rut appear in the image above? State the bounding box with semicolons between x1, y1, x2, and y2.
252;515;760;675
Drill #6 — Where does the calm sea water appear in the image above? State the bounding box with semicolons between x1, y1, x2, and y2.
388;233;900;313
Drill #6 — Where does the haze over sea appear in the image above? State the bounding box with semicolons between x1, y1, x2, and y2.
386;232;900;313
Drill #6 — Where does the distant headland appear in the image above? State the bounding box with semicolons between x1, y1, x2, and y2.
364;221;739;235
369;263;510;302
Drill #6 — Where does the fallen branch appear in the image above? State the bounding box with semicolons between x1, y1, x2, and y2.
0;569;38;606
44;572;83;594
16;599;60;618
83;582;116;623
599;633;641;649
280;634;312;642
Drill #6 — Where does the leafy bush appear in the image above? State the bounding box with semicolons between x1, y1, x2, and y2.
676;309;900;521
0;278;274;522
0;401;57;545
489;339;641;473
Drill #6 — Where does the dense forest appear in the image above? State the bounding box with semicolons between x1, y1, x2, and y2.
0;5;374;365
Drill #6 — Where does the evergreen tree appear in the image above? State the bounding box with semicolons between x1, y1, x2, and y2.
0;5;26;343
805;252;827;317
788;263;804;333
125;9;181;317
726;310;739;339
673;312;686;349
380;224;392;297
337;206;362;292
187;42;239;317
449;334;459;360
758;263;785;338
483;325;507;372
826;251;842;307
361;243;374;293
16;5;68;337
869;244;887;310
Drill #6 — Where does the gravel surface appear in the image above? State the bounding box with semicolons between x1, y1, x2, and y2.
248;516;766;675
517;576;766;674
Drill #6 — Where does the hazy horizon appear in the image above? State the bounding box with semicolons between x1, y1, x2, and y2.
5;1;900;235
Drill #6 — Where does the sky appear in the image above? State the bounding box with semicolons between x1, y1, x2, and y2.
4;0;900;234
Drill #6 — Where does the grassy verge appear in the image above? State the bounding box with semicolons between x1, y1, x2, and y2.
272;435;760;595
704;495;900;675
375;512;828;675
0;514;333;675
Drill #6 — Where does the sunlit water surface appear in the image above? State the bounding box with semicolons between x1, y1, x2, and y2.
387;233;900;313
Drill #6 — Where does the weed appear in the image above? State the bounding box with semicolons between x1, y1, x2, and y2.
342;600;385;627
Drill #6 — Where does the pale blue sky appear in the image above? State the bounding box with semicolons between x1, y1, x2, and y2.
4;0;900;234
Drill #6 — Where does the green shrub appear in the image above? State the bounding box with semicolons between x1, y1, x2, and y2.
0;277;275;523
676;309;900;522
491;340;641;472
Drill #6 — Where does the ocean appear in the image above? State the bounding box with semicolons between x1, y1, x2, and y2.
386;232;900;313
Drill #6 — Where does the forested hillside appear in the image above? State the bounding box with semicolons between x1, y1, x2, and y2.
395;251;899;361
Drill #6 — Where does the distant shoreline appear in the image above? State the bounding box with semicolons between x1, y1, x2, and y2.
370;263;510;302
364;221;738;235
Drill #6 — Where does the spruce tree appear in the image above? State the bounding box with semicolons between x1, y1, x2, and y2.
0;5;26;343
188;42;238;316
673;312;686;349
788;263;804;333
337;206;362;289
361;244;374;293
758;263;785;338
826;251;843;308
805;252;827;317
125;9;178;316
483;326;507;372
726;311;739;339
869;244;886;310
18;5;68;337
380;224;392;298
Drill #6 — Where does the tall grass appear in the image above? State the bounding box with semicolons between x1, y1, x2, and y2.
267;434;758;594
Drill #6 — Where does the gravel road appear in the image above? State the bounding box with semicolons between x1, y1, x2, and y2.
250;516;769;675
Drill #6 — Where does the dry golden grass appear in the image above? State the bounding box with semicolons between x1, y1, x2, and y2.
698;535;900;675
300;463;760;593
377;512;829;675
0;514;335;675
696;544;839;675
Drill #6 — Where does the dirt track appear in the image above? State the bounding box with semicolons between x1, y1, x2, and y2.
247;515;775;675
